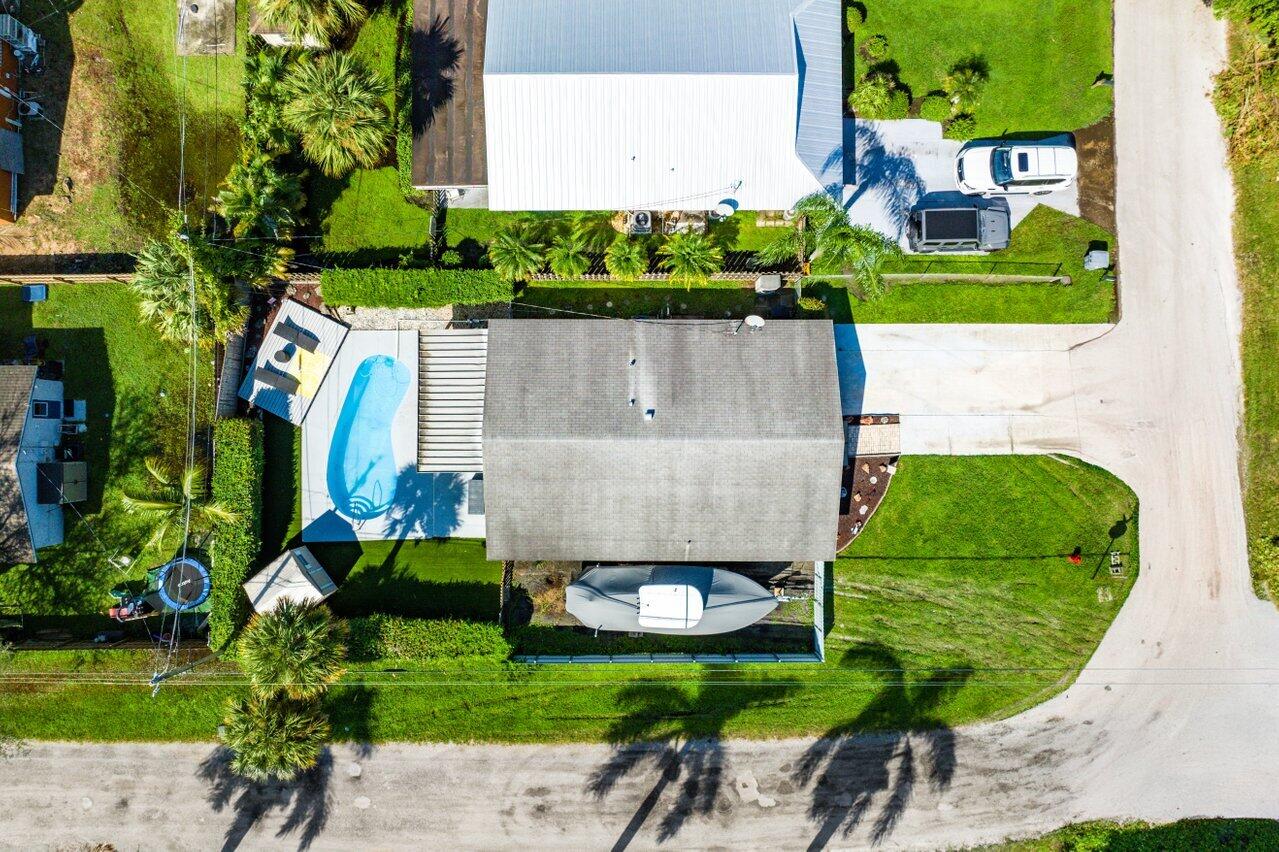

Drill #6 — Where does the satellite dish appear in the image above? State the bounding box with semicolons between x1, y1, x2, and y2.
744;315;766;331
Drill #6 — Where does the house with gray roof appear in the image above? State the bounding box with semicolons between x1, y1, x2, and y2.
0;365;81;564
481;319;845;563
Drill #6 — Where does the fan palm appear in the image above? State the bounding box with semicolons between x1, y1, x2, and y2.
217;154;305;240
816;222;902;300
944;65;988;112
223;694;330;782
238;600;348;700
256;0;366;47
283;54;389;177
487;225;545;282
604;236;649;279
132;238;202;344
546;230;592;279
121;460;238;550
657;232;723;289
243;50;293;154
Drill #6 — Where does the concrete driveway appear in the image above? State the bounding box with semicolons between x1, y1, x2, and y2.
847;119;1081;242
3;3;1278;850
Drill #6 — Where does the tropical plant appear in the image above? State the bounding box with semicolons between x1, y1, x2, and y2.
487;225;545;282
256;0;366;47
132;229;254;345
223;694;330;782
657;232;723;288
283;53;389;177
238;600;348;700
243;50;294;155
848;72;894;116
217;153;305;240
546;230;592;279
820;223;902;300
945;60;989;112
604;236;649;279
121;460;238;549
754;191;844;267
566;211;617;252
1215;0;1279;40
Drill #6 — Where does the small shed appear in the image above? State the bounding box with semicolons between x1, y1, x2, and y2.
238;299;349;425
242;546;338;613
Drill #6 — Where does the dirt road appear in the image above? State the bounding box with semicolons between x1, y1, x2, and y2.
3;2;1277;850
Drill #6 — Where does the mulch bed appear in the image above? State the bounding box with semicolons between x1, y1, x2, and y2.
836;454;900;552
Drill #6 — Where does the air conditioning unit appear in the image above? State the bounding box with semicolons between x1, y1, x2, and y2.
626;210;652;235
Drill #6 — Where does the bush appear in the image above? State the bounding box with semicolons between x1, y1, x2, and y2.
320;267;514;307
347;616;511;661
861;33;889;62
209;419;263;650
845;3;866;34
438;249;463;267
797;296;827;316
918;94;952;123
943;113;978;140
848;73;909;120
882;87;910;120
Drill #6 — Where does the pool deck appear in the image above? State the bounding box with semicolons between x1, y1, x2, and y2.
300;329;486;542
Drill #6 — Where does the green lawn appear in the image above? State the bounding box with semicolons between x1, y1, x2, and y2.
310;167;433;256
0;284;211;623
979;819;1279;851
1;455;1137;743
25;0;246;248
852;0;1113;136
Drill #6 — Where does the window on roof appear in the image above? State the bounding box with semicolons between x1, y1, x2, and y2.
32;400;62;419
1017;152;1031;172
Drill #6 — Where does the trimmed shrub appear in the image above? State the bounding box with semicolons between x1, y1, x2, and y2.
848;73;908;120
845;3;866;34
882;87;910;120
347;616;511;661
861;33;889;62
209;419;263;650
320;267;514;307
797;296;827;316
438;249;463;267
918;94;952;123
943;113;978;140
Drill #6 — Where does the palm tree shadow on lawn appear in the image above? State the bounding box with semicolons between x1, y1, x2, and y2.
794;643;972;850
587;677;800;848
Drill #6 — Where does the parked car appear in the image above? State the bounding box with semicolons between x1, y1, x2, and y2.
955;138;1078;196
906;200;1010;253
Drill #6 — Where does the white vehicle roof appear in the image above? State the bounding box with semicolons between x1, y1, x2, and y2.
1005;144;1078;179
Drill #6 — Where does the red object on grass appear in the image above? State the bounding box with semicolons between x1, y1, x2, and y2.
1068;552;1083;565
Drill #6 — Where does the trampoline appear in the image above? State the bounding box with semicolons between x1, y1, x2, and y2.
154;557;212;611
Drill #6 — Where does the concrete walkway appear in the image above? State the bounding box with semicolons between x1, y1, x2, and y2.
2;3;1278;850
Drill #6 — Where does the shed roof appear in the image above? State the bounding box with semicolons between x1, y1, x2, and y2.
410;0;488;188
242;546;338;613
0;365;36;564
481;0;844;210
482;319;844;562
238;299;349;425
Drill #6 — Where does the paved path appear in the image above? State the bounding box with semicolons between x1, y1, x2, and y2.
4;3;1279;850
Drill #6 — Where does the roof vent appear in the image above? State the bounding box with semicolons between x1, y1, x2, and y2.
644;408;655;421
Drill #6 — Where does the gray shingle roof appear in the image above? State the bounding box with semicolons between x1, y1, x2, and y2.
482;319;844;562
0;365;36;564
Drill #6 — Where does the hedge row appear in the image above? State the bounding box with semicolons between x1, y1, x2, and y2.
347;615;511;661
209;419;263;650
320;268;513;308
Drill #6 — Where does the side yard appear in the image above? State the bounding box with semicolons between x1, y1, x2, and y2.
3;0;246;256
1;455;1137;743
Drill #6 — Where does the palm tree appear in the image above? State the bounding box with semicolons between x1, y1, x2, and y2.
816;223;902;300
944;64;988;112
238;600;348;700
657;232;723;289
121;460;238;550
604;236;649;279
132;238;202;344
487;225;545;282
546;230;592;279
256;0;366;47
216;153;305;240
243;50;293;154
755;192;847;267
283;54;389;178
223;694;330;782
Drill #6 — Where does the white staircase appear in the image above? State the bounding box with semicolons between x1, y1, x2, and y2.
417;328;487;473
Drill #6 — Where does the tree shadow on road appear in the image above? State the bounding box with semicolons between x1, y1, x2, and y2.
794;644;972;850
587;677;799;848
197;746;334;852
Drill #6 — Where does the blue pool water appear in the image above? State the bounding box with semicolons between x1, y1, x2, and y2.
327;354;411;520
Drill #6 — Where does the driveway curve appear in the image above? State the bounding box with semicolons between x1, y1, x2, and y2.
4;2;1279;850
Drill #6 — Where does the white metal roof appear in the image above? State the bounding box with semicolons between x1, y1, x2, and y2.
242;546;338;613
238;299;349;425
482;0;844;211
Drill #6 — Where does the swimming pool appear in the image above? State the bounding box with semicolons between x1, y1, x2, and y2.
326;354;411;520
